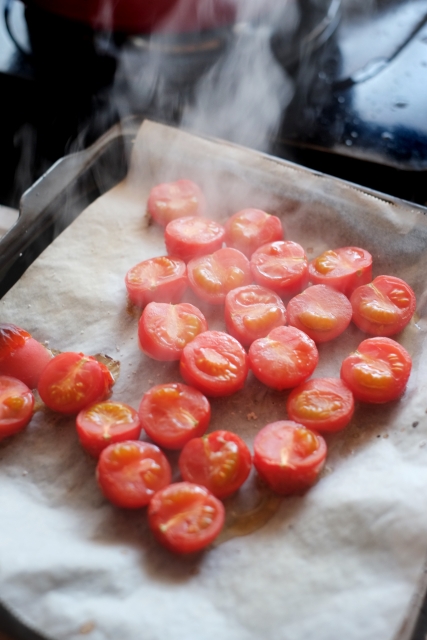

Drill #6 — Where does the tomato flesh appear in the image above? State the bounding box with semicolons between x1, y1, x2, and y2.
147;179;206;227
187;247;251;305
309;246;372;296
76;401;141;458
287;377;354;433
165;216;225;262
0;375;34;440
0;323;53;389
125;256;187;308
250;241;308;298
224;208;284;257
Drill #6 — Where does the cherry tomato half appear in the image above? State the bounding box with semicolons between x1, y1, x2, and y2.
187;247;251;305
0;375;34;440
350;275;416;336
286;284;352;343
286;378;354;433
97;440;172;509
165;216;225;262
180;330;249;397
224;208;284;258
249;326;319;390
147;179;206;227
179;430;252;499
76;401;141;458
340;337;412;403
38;352;114;414
148;482;225;554
139;383;211;450
253;420;327;495
138;302;208;361
250;241;308;298
125;256;187;308
0;323;53;389
308;246;372;296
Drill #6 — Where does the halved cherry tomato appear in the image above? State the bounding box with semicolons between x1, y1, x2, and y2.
139;382;211;450
76;401;141;458
148;482;225;553
224;208;284;257
97;440;172;509
286;284;352;343
340;337;412;403
138;302;208;361
187;247;251;305
179;430;252;499
38;352;114;414
308;246;372;296
253;420;327;495
125;256;187;308
147;179;206;227
0;375;34;440
0;323;53;389
224;284;287;347
165;216;225;262
180;330;249;397
250;241;308;298
286;377;354;433
350;275;416;336
249;326;318;390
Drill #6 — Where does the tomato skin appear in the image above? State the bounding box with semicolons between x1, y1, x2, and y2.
138;302;208;361
250;241;309;298
180;331;249;397
147;179;206;227
224;284;287;347
350;275;416;336
0;323;53;389
76;401;141;458
286;284;353;343
308;246;373;296
179;430;252;499
139;382;211;450
38;352;114;414
340;337;412;403
125;256;187;308
0;376;34;440
165;216;225;262
148;482;225;554
97;440;172;509
187;247;251;305
253;420;327;495
224;208;284;257
249;326;319;390
286;378;354;433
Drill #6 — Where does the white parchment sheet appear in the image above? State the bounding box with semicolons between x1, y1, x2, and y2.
1;121;427;640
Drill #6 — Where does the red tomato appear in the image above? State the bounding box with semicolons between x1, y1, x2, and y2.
180;331;249;397
0;323;53;389
148;482;225;553
138;302;208;361
179;430;252;499
286;378;354;433
250;241;308;298
97;440;172;509
286;284;352;343
0;376;34;440
308;246;372;296
125;256;187;308
139;383;211;450
224;284;287;347
38;352;114;414
253;420;327;495
147;179;206;227
76;401;141;458
340;337;412;403
165;216;225;262
350;275;416;336
187;247;251;305
249;326;318;390
224;208;284;257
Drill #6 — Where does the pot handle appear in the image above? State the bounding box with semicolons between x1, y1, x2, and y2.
3;0;31;56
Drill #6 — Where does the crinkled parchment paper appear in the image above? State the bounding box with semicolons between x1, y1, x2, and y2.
1;121;427;640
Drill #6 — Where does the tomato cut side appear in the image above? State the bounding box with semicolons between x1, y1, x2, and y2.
286;378;354;433
224;208;284;258
309;246;372;296
340;337;412;403
125;256;187;308
187;247;251;305
148;482;225;553
138;302;208;361
139;382;211;449
76;401;141;458
0;323;53;389
179;430;252;498
165;216;225;262
147;179;206;226
253;420;327;495
250;241;308;298
0;376;34;440
97;440;172;509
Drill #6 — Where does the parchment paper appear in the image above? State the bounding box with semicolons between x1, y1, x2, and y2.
1;120;427;640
